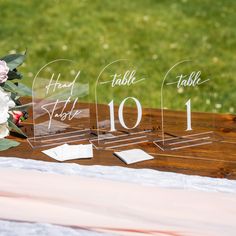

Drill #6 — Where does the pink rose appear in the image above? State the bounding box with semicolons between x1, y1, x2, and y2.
10;111;28;126
0;60;9;83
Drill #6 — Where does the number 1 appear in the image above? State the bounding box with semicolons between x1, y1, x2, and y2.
185;99;192;131
108;100;116;132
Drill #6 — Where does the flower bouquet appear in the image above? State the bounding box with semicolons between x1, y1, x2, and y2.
0;52;31;151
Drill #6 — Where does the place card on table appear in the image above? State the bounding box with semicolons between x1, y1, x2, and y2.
42;144;93;162
114;149;154;164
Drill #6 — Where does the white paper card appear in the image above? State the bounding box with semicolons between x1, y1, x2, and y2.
42;144;93;162
42;144;69;160
60;144;93;161
114;149;154;164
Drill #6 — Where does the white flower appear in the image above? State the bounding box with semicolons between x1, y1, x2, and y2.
0;87;15;138
0;87;15;124
0;60;9;83
0;123;9;138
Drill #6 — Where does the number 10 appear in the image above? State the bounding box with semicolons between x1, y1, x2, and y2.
108;97;142;132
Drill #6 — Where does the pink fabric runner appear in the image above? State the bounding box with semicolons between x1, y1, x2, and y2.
0;167;235;236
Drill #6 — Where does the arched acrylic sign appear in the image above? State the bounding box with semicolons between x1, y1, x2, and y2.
27;59;90;148
153;60;220;151
90;59;153;150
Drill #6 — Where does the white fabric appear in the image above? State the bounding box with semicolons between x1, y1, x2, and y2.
1;167;236;236
0;157;235;193
0;157;236;236
0;220;112;236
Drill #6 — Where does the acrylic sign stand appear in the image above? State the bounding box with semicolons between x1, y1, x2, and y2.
90;59;153;150
27;59;90;148
153;60;220;151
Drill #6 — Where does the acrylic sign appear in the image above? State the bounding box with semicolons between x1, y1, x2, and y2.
27;59;90;148
90;59;153;150
153;60;219;151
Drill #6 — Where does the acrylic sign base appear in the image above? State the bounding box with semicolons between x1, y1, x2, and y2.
153;131;222;151
90;130;152;151
27;129;90;149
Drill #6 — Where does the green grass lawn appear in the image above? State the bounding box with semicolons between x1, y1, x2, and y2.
0;0;235;113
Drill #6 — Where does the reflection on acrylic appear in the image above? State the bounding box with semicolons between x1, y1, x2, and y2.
27;59;90;148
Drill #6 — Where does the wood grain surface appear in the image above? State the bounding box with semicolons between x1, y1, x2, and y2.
1;97;236;180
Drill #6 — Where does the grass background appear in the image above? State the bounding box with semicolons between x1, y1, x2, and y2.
0;0;235;113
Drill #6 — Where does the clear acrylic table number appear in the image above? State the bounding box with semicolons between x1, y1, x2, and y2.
90;59;152;150
27;59;90;148
154;60;219;151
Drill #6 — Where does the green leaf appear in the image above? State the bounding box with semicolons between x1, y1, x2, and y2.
0;138;20;151
3;81;32;97
16;83;32;96
8;120;27;138
7;70;22;80
1;53;26;70
9;103;32;111
3;81;18;93
10;92;20;102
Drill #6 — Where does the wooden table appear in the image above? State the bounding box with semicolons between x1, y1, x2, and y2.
2;97;236;180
